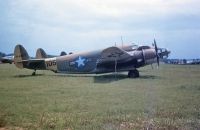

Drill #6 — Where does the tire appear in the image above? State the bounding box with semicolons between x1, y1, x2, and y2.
32;71;36;76
128;70;139;78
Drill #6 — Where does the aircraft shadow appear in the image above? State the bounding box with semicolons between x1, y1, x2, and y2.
139;75;159;79
93;74;128;83
13;74;44;78
93;74;159;83
53;73;127;83
53;74;95;78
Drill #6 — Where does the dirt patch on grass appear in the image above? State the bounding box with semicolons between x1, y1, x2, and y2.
0;114;7;128
0;127;23;130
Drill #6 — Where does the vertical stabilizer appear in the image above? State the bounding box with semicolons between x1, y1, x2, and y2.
36;48;47;59
14;44;29;69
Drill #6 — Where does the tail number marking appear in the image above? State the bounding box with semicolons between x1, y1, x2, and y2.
46;60;57;67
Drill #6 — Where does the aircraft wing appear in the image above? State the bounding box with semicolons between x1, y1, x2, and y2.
99;46;132;63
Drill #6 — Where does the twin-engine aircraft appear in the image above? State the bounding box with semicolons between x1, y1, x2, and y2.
0;53;14;64
14;40;170;78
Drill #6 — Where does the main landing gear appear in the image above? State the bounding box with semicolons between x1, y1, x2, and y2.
128;69;139;78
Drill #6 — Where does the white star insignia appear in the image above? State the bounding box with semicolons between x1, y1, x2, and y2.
75;56;86;68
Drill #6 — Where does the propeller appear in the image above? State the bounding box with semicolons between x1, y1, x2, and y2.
154;39;159;67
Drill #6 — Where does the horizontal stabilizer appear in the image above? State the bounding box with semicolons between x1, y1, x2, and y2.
21;59;46;70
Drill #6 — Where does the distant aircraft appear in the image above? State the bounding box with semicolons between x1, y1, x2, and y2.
0;52;14;64
14;40;170;78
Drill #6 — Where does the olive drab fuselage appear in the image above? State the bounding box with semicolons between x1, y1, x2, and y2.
43;46;157;74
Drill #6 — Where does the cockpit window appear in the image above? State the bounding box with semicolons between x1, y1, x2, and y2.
137;46;151;50
131;45;139;50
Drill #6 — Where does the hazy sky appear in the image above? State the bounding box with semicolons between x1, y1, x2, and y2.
0;0;200;58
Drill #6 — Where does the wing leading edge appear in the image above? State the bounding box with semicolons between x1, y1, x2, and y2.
99;46;132;63
95;46;136;73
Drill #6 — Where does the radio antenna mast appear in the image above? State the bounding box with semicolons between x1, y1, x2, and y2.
121;36;124;48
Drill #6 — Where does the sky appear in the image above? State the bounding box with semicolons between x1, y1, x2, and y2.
0;0;200;58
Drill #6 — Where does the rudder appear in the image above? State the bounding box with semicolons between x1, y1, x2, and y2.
14;44;29;69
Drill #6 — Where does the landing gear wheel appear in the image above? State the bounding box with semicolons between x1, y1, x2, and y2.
32;70;36;76
128;69;139;78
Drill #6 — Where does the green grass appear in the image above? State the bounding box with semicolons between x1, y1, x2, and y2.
0;64;200;130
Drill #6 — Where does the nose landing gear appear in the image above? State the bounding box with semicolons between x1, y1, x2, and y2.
128;69;139;78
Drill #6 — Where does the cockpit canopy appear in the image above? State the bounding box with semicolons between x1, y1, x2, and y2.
136;46;151;51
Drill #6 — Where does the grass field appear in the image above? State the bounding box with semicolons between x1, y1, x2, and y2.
0;64;200;130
